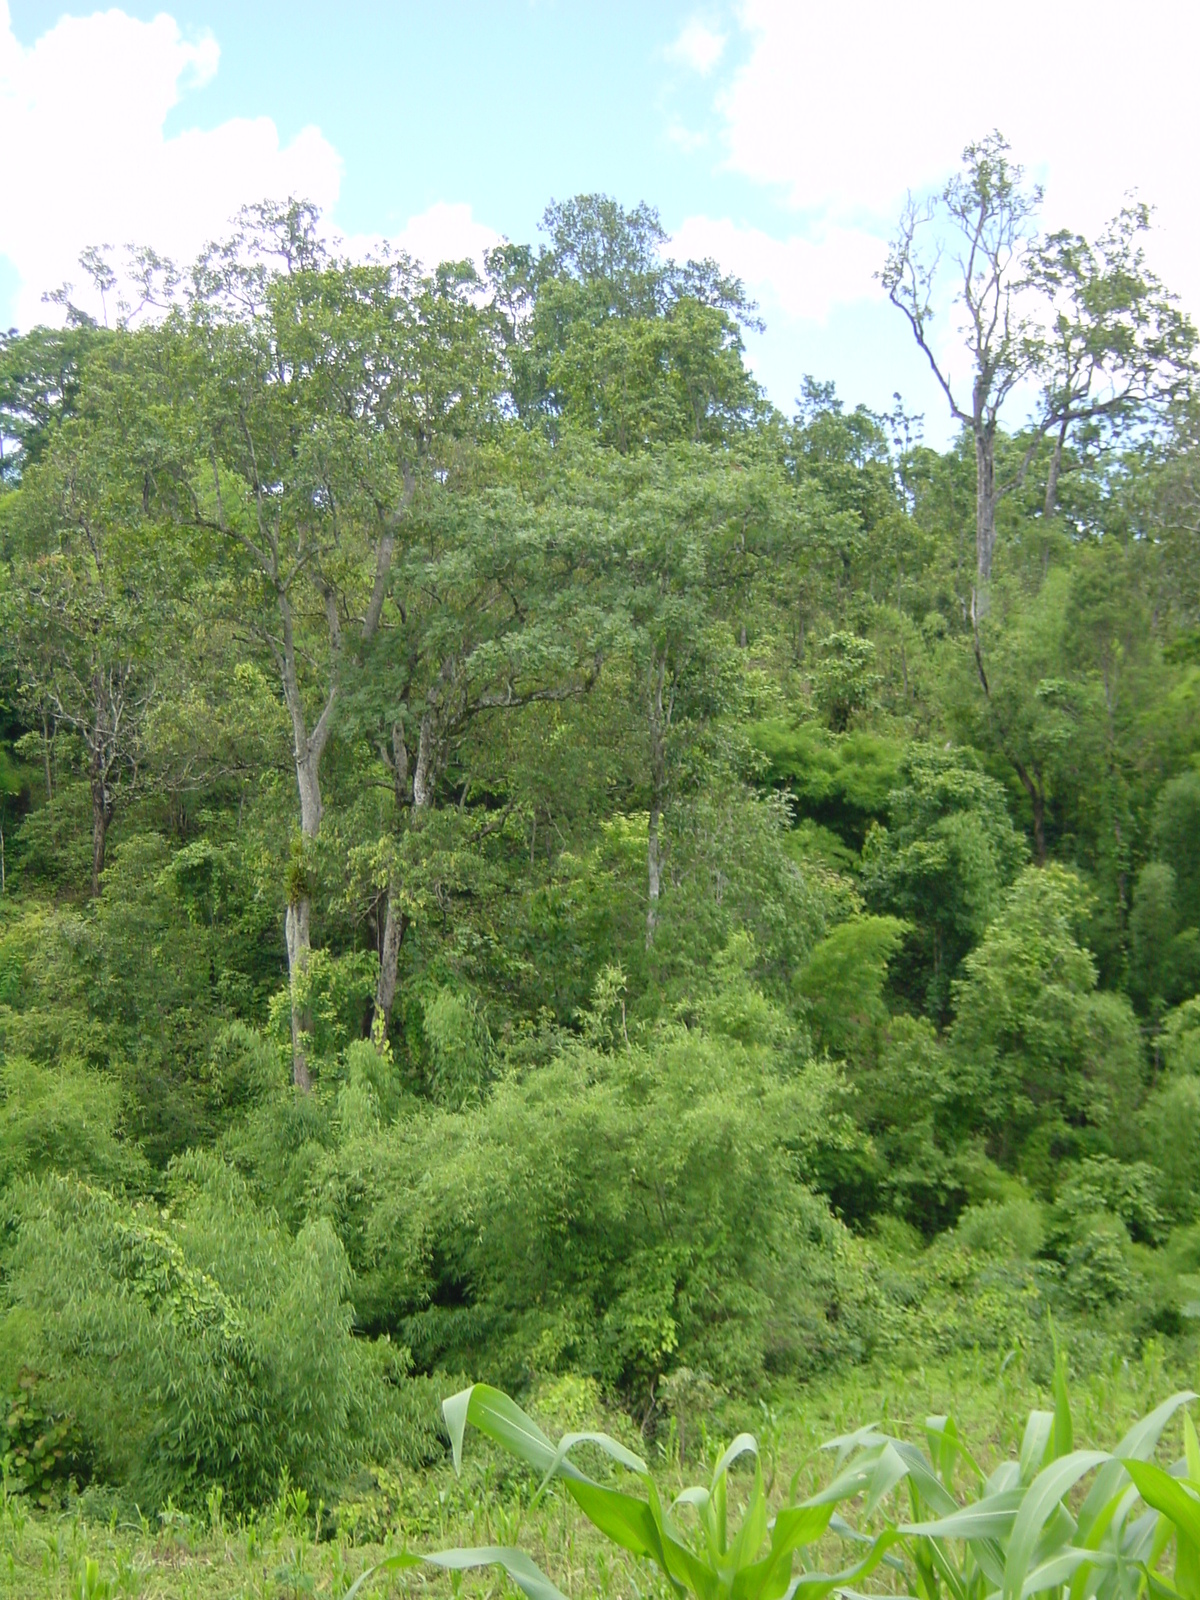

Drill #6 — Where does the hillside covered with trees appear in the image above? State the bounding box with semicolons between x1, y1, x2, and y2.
2;137;1200;1539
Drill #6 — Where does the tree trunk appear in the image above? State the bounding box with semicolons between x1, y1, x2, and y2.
1013;757;1046;866
89;771;113;897
372;895;408;1046
285;894;312;1091
1044;421;1068;518
646;656;667;948
285;743;324;1089
42;714;54;812
974;427;998;615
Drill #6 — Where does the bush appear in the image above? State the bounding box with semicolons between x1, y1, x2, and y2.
1139;1074;1200;1223
0;1154;440;1510
0;1055;148;1194
321;1028;867;1400
948;865;1144;1179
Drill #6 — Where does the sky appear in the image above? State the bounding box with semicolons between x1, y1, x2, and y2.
3;0;1198;440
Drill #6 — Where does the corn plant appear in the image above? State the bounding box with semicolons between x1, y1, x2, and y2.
346;1382;898;1600
344;1366;1200;1600
829;1350;1196;1600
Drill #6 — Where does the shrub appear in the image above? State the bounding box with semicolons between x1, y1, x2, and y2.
0;1154;440;1510
948;865;1144;1179
1139;1074;1200;1222
0;1055;148;1195
326;1028;867;1399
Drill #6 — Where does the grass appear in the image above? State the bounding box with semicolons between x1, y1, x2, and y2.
2;1344;1194;1600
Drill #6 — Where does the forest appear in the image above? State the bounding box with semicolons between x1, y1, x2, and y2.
3;135;1200;1599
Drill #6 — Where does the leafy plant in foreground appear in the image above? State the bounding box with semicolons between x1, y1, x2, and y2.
346;1382;904;1600
344;1356;1200;1600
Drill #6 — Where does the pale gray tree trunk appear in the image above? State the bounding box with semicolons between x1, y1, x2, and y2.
371;700;441;1047
1044;420;1069;518
280;588;334;1089
90;773;113;898
973;427;998;618
284;737;328;1090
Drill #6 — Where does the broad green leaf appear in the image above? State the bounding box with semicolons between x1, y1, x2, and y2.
731;1503;835;1600
344;1546;571;1600
1124;1460;1200;1549
1003;1451;1110;1600
1052;1343;1074;1461
904;1487;1025;1542
561;1478;663;1561
713;1433;761;1484
865;1442;911;1519
823;1423;887;1468
535;1427;650;1502
1186;1414;1200;1487
443;1383;558;1478
783;1528;903;1600
1019;1413;1055;1483
725;1461;769;1579
1077;1394;1197;1542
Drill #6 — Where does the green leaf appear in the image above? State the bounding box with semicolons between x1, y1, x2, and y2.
344;1547;572;1600
1124;1460;1200;1549
732;1504;834;1600
443;1383;559;1479
1019;1412;1055;1483
1003;1451;1110;1600
903;1487;1025;1542
1052;1341;1074;1461
1077;1393;1197;1544
1185;1414;1200;1487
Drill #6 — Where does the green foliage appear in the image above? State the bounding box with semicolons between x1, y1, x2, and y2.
0;1369;87;1508
948;866;1144;1181
2;184;1200;1527
794;915;906;1062
315;1026;865;1397
420;987;491;1109
862;744;1027;1017
348;1369;1200;1600
0;1056;147;1195
1139;1075;1200;1223
1153;772;1200;927
749;721;903;846
0;1158;440;1511
811;631;882;732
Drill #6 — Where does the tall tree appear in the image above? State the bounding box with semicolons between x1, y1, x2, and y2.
883;134;1193;618
345;477;601;1046
0;327;173;893
1026;205;1195;515
883;134;1042;615
175;202;501;1085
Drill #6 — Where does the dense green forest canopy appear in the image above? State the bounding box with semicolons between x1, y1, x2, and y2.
2;143;1200;1517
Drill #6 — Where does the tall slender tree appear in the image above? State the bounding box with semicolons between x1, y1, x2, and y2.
175;203;501;1085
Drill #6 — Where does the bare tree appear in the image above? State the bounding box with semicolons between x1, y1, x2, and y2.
884;134;1196;621
882;133;1042;619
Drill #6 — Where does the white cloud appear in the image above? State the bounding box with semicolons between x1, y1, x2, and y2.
718;0;1200;307
667;18;727;76
672;214;884;324
665;119;710;154
0;1;342;327
390;202;501;272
